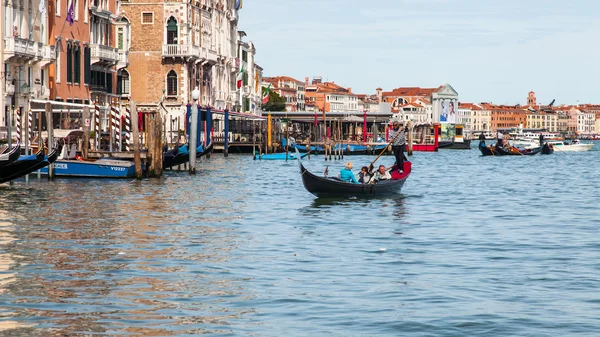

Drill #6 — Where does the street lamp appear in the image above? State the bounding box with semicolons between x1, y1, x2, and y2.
189;86;200;174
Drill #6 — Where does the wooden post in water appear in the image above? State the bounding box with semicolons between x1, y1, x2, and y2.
109;105;113;152
45;103;54;180
147;114;155;175
153;113;163;177
285;121;289;161
407;120;413;156
267;113;272;154
37;111;42;180
130;101;143;179
252;120;256;160
307;124;311;160
23;108;29;183
223;109;229;157
82;107;90;159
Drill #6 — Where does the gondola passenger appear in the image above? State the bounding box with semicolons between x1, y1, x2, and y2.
339;162;359;184
357;166;372;184
369;165;392;183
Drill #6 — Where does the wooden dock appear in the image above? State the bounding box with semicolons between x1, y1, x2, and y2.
87;151;151;160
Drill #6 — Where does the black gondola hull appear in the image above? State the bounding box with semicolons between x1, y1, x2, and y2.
0;146;59;183
0;144;21;169
541;143;554;154
298;160;411;198
479;142;542;156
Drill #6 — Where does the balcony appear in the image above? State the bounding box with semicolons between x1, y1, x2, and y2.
91;84;110;93
39;45;57;67
89;3;113;19
206;48;218;64
117;50;128;69
162;44;201;61
230;57;240;72
4;37;42;63
4;83;15;95
90;43;119;66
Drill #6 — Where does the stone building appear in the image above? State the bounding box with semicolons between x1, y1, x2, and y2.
122;0;244;123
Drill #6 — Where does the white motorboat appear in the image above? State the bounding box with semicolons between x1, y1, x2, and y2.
547;140;594;152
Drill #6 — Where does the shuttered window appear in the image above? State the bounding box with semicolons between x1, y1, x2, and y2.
84;46;91;85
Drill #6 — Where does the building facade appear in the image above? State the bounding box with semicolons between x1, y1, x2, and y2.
2;0;56;128
263;76;305;112
122;0;243;124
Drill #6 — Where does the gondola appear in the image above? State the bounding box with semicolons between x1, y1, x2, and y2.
541;142;554;155
0;144;21;169
163;141;213;169
254;151;308;160
0;145;60;183
296;149;411;198
478;141;541;156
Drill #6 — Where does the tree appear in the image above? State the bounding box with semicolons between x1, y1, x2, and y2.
263;90;286;112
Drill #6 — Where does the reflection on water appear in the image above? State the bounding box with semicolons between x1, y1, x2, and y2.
1;150;600;336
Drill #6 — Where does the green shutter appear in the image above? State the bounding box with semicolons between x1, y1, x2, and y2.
66;43;72;83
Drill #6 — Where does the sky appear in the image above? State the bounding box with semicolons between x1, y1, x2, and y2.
239;0;600;106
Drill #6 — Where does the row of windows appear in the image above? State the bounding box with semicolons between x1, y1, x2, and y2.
64;43;91;85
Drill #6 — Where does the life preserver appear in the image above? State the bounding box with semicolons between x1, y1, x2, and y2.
75;155;84;161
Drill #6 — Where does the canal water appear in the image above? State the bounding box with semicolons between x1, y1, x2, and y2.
1;145;600;336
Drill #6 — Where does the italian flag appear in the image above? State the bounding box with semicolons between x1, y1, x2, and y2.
236;63;245;89
262;84;271;104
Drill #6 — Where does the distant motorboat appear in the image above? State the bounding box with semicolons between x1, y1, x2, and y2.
547;140;594;152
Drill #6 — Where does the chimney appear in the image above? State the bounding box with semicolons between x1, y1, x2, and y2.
305;77;309;85
376;87;383;103
347;87;352;93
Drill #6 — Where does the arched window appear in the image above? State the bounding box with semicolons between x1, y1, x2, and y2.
167;17;178;44
119;70;130;95
167;70;177;96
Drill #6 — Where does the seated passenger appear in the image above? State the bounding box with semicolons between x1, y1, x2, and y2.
369;165;392;183
339;162;359;184
357;166;372;184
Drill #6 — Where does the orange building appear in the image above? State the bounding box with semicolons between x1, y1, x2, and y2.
50;0;123;108
483;104;528;131
304;77;357;113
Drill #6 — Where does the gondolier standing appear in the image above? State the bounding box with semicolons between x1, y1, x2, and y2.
388;120;409;173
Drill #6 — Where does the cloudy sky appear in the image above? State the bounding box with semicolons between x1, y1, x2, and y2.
239;0;599;105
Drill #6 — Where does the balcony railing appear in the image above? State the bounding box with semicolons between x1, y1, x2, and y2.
4;37;40;62
162;44;201;59
117;50;128;68
206;48;218;64
90;44;119;65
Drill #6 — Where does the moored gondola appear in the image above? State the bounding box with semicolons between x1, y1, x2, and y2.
0;144;21;169
296;149;411;198
0;145;60;183
163;141;213;169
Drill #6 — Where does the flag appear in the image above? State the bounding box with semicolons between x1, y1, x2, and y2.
236;63;245;89
262;84;271;104
66;0;74;25
254;69;259;93
235;0;243;10
39;0;46;15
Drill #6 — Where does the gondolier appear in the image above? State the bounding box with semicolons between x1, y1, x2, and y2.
388;120;408;173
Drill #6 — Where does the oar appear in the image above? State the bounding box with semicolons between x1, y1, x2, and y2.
368;123;407;172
